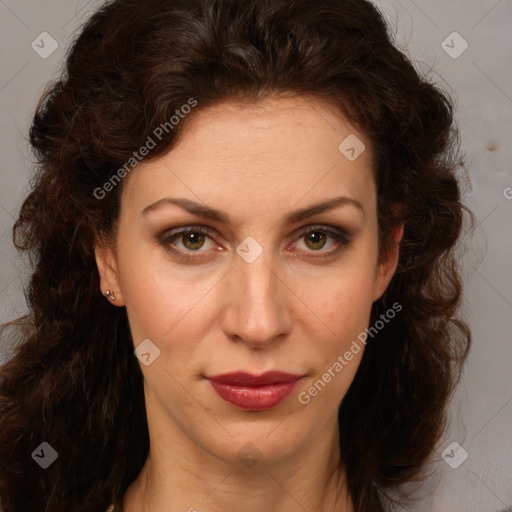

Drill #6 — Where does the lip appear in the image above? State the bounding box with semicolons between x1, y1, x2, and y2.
207;371;303;411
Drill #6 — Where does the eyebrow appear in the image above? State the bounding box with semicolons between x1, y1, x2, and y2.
141;196;364;224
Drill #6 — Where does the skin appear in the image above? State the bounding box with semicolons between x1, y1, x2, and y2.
95;94;404;512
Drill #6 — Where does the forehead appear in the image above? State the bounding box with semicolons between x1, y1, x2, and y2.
121;94;376;219
168;95;370;165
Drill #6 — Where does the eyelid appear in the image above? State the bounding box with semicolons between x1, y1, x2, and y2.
294;224;351;243
158;223;352;260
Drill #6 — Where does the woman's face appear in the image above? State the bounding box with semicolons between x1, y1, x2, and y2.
95;95;401;468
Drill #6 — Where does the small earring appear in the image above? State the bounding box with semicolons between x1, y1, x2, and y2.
105;290;116;301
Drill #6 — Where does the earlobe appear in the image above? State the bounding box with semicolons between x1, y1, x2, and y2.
391;223;404;245
94;236;125;306
372;224;405;302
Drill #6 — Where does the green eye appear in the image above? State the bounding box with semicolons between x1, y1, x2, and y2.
159;225;351;262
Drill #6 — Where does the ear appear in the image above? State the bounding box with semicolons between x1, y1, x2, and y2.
94;233;126;306
372;223;404;302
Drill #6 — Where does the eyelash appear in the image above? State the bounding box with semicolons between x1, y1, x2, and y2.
159;225;351;262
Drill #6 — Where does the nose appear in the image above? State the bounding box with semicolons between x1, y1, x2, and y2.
221;250;293;349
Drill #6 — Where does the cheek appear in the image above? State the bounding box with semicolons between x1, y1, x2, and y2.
297;286;373;413
115;236;177;341
303;259;377;382
116;240;220;361
314;296;371;379
311;264;377;336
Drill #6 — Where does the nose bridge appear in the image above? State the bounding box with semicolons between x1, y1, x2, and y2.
223;239;291;346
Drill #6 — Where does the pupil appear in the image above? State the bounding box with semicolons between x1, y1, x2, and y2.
308;232;325;249
185;232;204;249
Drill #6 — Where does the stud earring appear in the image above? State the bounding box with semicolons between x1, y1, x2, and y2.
105;290;116;301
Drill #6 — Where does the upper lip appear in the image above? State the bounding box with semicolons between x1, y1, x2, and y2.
207;371;303;386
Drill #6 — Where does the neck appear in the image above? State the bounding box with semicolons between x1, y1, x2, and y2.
122;411;354;512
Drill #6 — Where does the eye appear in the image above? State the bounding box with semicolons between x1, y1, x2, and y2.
159;224;351;262
159;227;217;261
291;226;351;259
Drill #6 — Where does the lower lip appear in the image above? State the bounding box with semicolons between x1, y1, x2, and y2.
208;379;301;411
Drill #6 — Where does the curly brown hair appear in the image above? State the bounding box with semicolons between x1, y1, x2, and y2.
0;0;472;511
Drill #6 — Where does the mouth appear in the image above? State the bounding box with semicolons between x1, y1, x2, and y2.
207;371;304;411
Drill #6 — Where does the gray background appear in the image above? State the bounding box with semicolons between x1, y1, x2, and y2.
0;1;511;510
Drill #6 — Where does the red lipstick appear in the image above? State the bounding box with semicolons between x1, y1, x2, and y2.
207;371;302;411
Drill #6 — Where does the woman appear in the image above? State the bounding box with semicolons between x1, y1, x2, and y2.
0;0;472;511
